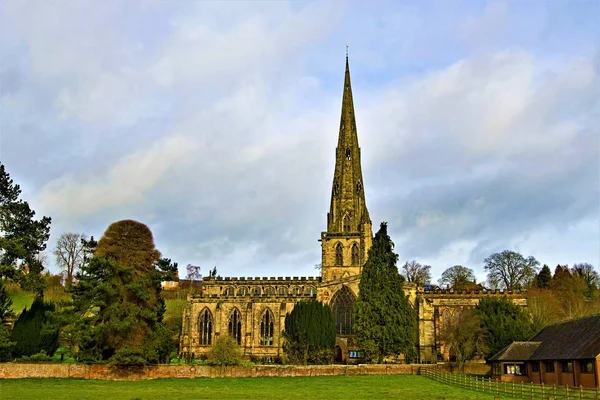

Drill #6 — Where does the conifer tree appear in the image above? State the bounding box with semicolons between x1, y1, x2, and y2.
536;265;552;289
282;300;336;365
10;297;59;358
354;222;416;363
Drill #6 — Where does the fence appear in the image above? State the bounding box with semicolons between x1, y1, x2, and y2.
421;367;600;400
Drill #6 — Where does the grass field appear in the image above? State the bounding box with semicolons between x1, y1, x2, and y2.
0;375;502;400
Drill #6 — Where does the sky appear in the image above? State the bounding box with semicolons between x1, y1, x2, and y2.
0;0;598;284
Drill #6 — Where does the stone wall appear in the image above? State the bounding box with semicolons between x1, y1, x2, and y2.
0;363;490;381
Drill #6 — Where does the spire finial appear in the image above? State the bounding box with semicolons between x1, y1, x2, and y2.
346;45;349;58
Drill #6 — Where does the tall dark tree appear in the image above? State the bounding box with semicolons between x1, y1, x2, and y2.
0;282;15;361
474;297;536;359
10;298;59;358
64;220;176;363
484;250;539;290
282;300;336;365
0;163;51;296
439;265;476;291
535;265;552;289
354;222;416;363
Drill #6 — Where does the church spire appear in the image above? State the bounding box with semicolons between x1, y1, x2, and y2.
327;53;370;232
320;53;373;283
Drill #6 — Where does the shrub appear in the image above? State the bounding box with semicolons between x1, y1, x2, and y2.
11;297;59;358
207;335;242;366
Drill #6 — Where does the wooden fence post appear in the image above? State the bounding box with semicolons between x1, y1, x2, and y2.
566;384;570;400
530;381;534;399
512;381;515;397
521;381;524;398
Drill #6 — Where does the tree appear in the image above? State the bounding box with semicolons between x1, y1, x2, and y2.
354;222;416;363
535;265;552;289
401;261;431;286
282;300;336;365
474;297;536;359
484;250;539;291
0;281;15;362
439;265;476;291
208;335;243;367
64;220;173;363
54;233;86;287
0;163;51;296
10;297;59;358
185;264;201;281
0;281;14;322
550;264;590;320
526;288;562;328
440;307;488;367
571;263;599;296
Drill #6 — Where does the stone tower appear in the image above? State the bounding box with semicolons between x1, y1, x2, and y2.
320;55;373;283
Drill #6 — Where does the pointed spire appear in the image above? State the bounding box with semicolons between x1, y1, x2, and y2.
326;52;370;233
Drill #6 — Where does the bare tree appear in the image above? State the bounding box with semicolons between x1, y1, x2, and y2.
484;250;539;290
401;260;431;286
54;233;86;287
440;307;488;367
185;264;202;281
439;265;476;290
571;263;599;291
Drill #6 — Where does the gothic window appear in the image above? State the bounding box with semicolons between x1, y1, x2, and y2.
252;287;261;296
330;286;356;335
278;286;288;296
351;243;359;265
345;148;351;160
356;181;362;194
343;215;351;232
223;287;234;296
260;309;274;346
198;308;213;346
228;308;242;345
335;243;343;266
304;286;316;296
341;123;345;132
334;182;340;195
264;286;276;296
237;287;248;296
292;286;302;295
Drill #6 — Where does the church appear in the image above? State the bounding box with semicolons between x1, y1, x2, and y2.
179;56;526;364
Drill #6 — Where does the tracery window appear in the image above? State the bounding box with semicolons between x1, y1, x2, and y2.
330;286;356;335
304;286;316;296
260;309;274;346
198;308;213;346
264;286;276;296
252;287;261;296
351;243;359;265
223;287;234;296
343;215;351;232
278;286;288;295
292;286;302;295
237;287;248;296
335;243;343;266
228;308;242;345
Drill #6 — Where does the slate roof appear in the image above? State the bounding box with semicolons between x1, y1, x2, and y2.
490;314;600;363
529;314;600;361
489;342;541;361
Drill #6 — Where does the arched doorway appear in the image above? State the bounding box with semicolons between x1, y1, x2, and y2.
335;345;343;363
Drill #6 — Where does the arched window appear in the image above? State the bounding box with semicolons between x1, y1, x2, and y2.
330;286;356;335
198;308;213;345
351;243;359;265
278;286;288;296
237;287;248;296
304;286;316;296
345;148;351;160
228;308;242;345
335;243;343;266
292;286;302;295
252;287;261;296
260;309;274;346
223;286;234;296
264;287;276;296
343;215;351;232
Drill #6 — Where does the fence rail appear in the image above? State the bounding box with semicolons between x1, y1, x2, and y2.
421;367;600;400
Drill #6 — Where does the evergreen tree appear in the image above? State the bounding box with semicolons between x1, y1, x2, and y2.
282;300;336;365
0;281;14;322
0;163;51;296
536;265;552;289
63;220;178;363
474;297;536;359
354;222;416;363
10;297;59;358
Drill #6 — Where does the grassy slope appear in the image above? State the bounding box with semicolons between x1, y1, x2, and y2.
9;292;34;314
0;375;501;400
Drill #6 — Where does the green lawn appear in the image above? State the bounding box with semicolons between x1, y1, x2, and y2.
0;375;501;400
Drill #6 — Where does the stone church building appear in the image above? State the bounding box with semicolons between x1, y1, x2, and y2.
180;56;526;364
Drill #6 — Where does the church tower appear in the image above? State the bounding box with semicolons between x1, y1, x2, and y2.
320;55;373;283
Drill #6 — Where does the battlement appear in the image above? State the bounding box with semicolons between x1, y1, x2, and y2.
422;288;527;296
202;276;321;283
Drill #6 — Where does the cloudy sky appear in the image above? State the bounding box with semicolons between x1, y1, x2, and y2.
1;0;598;284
